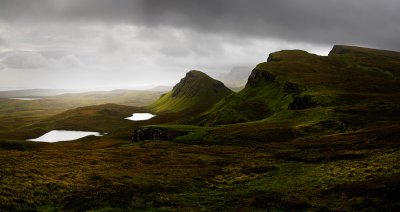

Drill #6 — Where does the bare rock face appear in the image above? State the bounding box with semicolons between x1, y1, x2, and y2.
283;82;302;94
246;69;276;87
288;95;319;110
132;127;187;142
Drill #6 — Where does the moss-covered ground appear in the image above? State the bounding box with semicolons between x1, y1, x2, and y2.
1;119;398;211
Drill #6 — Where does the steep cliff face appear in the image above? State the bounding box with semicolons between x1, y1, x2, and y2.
287;95;319;110
196;64;316;126
149;70;233;113
246;69;276;87
245;68;319;111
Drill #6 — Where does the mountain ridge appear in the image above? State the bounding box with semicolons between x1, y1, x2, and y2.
192;45;400;126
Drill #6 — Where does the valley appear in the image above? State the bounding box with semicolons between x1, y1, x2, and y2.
0;45;399;211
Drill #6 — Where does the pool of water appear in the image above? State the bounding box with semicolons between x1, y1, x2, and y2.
27;130;103;142
8;98;42;101
125;113;155;121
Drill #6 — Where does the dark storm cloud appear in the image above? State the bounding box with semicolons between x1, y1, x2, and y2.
0;0;399;50
0;0;399;90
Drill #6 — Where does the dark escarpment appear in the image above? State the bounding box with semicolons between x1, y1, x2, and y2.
196;62;324;125
283;82;302;94
244;68;319;111
132;127;187;142
246;68;315;110
246;69;276;87
288;95;319;110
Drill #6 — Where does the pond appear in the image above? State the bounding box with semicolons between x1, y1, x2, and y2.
8;98;42;101
125;113;155;121
27;130;103;142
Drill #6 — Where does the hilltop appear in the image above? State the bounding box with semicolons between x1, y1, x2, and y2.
149;70;233;113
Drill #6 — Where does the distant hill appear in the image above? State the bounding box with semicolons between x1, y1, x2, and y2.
196;45;400;125
147;86;173;92
42;104;142;132
0;89;84;98
51;89;163;107
149;70;233;113
217;66;253;87
12;104;144;140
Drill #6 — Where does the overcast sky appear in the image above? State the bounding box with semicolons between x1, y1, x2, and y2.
0;0;399;90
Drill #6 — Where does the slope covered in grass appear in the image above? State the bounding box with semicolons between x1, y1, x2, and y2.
149;70;233;113
196;45;400;126
4;104;143;140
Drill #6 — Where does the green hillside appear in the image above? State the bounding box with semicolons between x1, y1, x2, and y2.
196;45;400;126
149;70;233;113
0;104;140;140
0;90;163;140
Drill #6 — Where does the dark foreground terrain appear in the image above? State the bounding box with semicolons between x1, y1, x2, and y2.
0;45;399;211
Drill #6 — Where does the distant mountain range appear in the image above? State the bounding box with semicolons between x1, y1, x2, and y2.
0;89;85;98
217;66;253;87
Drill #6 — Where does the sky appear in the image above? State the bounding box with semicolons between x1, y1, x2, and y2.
0;0;399;90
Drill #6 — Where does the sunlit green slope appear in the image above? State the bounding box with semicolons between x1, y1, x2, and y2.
149;70;233;113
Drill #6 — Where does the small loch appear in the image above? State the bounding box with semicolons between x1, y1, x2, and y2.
8;98;42;101
27;130;103;142
125;113;155;121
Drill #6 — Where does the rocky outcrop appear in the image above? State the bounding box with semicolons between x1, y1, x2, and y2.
283;82;302;94
266;53;282;62
132;127;187;142
171;71;198;97
246;69;276;87
328;45;350;56
171;70;231;98
288;95;319;110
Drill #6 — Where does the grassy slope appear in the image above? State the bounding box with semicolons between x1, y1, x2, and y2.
0;121;398;211
29;104;142;133
149;70;233;113
196;45;400;126
1;103;192;141
0;90;162;140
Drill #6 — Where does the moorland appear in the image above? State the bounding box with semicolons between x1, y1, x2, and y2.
0;45;399;211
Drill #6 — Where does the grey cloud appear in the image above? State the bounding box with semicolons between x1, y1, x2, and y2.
0;36;5;46
103;33;123;54
0;0;399;50
59;55;84;68
1;51;48;69
0;51;84;70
